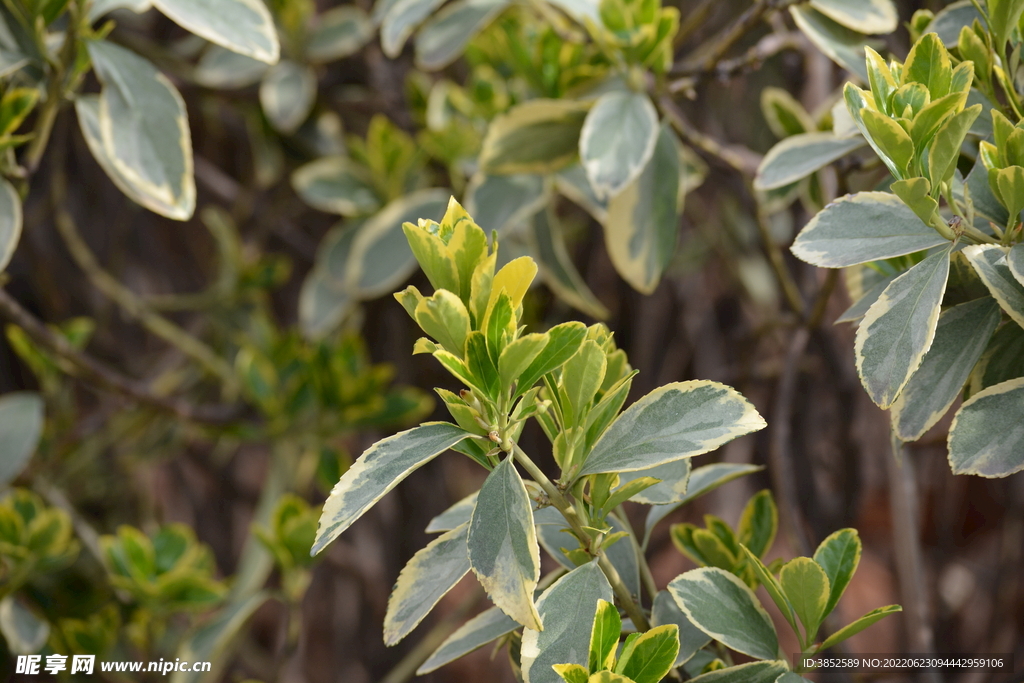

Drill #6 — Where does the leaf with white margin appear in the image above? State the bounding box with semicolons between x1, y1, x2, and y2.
87;0;151;22
530;208;609;320
0;596;48;655
194;46;267;89
291;157;381;217
312;422;472;554
603;122;682;295
555;163;607;223
426;491;478;533
925;0;984;47
1008;244;1024;288
855;246;951;408
87;41;195;221
577;381;766;477
417;606;519;674
791;192;948;268
668;567;778;661
948;377;1024;477
464;173;549;234
308;6;373;63
891;298;1000;441
384;523;471;645
170;592;270;683
381;0;447;58
520;561;613;683
790;5;879;82
579;90;658;200
651;590;711;666
344;189;449;299
479;99;590;175
809;0;898;34
259;60;317;135
468;458;542;630
643;463;762;548
686;661;789;683
415;0;510;70
150;0;278;63
963;244;1024;328
755;133;864;191
0;179;21;273
0;392;43;486
619;458;691;505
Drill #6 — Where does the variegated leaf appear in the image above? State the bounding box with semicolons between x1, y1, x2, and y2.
790;5;879;82
193;46;267;89
0;392;43;486
555;163;607;223
948;378;1024;477
791;192;947;268
151;0;279;63
578;381;766;477
963;244;1024;328
530;209;609;320
891;298;1000;441
687;661;789;683
1007;243;1024;288
809;0;897;34
414;0;510;70
618;458;691;505
380;0;446;58
291;157;380;217
259;60;317;134
86;41;195;220
308;6;373;62
651;590;711;666
426;491;477;533
416;606;518;674
312;423;472;554
384;523;471;645
469;458;542;630
0;178;21;274
520;561;612;683
479;99;589;175
0;596;49;655
855;247;951;408
579;90;658;199
464;173;549;234
755;133;864;191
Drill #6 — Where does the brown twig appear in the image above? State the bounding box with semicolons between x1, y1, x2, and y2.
670;32;803;88
657;95;762;177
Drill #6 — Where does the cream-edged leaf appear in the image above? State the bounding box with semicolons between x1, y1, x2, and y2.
464;173;549;234
818;605;902;650
0;596;49;655
480;99;589;175
193;45;267;89
259;60;317;134
579;90;658;199
381;0;447;58
854;247;951;408
417;606;518;674
309;6;373;63
0;392;43;486
790;5;878;82
414;0;510;70
555;163;607;223
578;381;766;476
384;523;471;645
687;661;790;683
0;179;22;274
809;0;897;34
312;423;472;554
963;244;1024;328
651;590;710;666
618;458;691;505
150;0;279;63
530;209;609;319
948;378;1024;477
755;133;864;191
891;298;1000;441
1009;244;1024;288
291;157;381;217
426;491;477;533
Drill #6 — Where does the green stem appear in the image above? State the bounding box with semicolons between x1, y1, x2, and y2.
25;0;80;173
615;505;659;601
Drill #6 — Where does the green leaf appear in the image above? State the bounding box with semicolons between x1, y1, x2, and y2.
464;173;549;235
578;381;766;476
292;157;381;217
531;208;609;319
308;6;373;62
588;599;621;672
150;0;278;63
855;247;951;408
380;0;446;57
779;558;830;639
890;177;939;226
926;1;984;46
760;87;815;138
809;0;896;33
619;459;690;506
415;290;471;355
515;321;588;395
948;377;1024;476
480;99;590;175
603;123;682;294
0;88;38;136
0;178;21;274
417;606;518;674
553;664;591;683
0;596;49;655
414;0;510;70
860;110;913;177
790;5;878;82
384;523;471;645
818;605;902;650
927;105;982;187
739;546;799;637
193;45;267;89
562;340;606;426
500;333;549;388
995;166;1024;221
588;673;633;683
0;393;43;486
312;423;471;554
791;191;946;268
520;561;613;683
651;590;710;666
812;528;862;617
469;458;542;630
686;661;789;683
614;624;679;683
85;41;195;220
169;592;269;683
737;490;777;558
580;91;659;199
986;0;1024;49
903;32;952;96
963;245;1024;328
259;60;317;135
1009;244;1024;287
755;133;865;191
668;567;778;661
891;298;1001;441
87;0;151;21
973;321;1024;391
426;492;477;533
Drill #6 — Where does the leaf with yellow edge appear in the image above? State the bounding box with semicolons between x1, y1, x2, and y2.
588;599;621;672
489;256;538;311
860;109;913;177
818;605;902;650
552;663;590;683
402;222;460;294
479;99;590;175
414;290;471;355
963;244;1024;328
499;333;548;387
779;557;830;639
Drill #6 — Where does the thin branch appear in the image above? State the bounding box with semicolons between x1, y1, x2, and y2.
670;32;802;88
756;206;806;315
657;95;762;177
0;287;240;423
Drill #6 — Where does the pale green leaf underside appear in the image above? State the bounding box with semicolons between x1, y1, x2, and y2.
0;392;43;486
651;590;711;666
948;377;1024;477
580;90;659;199
891;298;1000;441
579;381;766;476
0;596;49;655
0;178;22;273
291;156;380;217
791;192;947;268
464;173;549;234
963;245;1024;328
417;606;518;674
384;523;471;645
855;247;951;408
809;0;898;34
668;567;779;661
151;0;279;63
790;5;878;82
469;458;542;630
687;661;789;683
312;422;471;554
259;60;317;135
194;46;267;89
521;561;613;683
619;458;690;505
755;133;864;191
